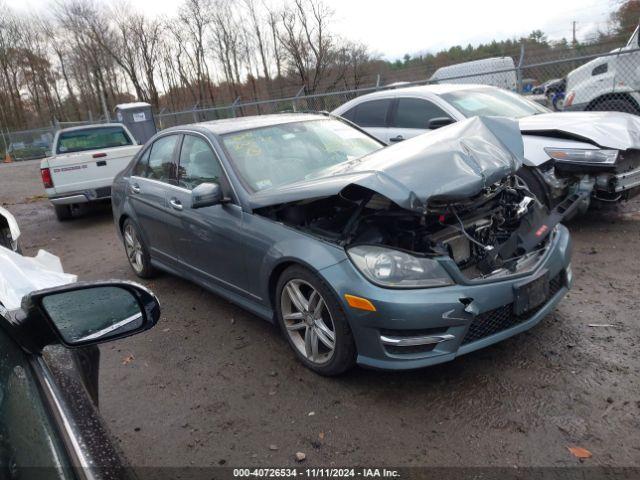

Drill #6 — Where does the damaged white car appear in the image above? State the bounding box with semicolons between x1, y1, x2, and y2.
332;84;640;215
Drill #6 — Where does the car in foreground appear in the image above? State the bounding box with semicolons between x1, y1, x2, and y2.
332;84;640;215
112;113;573;375
0;206;21;253
0;241;160;479
40;123;142;221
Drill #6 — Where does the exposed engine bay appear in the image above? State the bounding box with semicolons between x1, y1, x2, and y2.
257;176;559;280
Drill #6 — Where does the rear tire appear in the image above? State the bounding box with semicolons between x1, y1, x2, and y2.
54;204;73;221
275;265;356;376
122;218;157;279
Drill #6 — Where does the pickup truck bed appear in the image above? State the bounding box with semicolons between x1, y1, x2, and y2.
40;124;142;221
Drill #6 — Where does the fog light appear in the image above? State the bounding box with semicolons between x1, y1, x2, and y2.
565;264;573;285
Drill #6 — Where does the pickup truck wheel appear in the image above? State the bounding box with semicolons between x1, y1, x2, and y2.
53;204;73;221
122;219;156;278
515;167;552;211
276;265;356;376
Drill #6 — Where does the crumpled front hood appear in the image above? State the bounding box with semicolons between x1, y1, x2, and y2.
519;112;640;150
249;116;524;212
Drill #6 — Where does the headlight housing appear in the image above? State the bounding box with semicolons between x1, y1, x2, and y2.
347;245;454;289
544;147;618;165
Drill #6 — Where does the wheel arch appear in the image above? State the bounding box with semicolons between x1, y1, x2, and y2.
586;92;640;113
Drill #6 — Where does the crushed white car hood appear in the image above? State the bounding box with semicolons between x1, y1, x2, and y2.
519;112;640;150
0;247;77;310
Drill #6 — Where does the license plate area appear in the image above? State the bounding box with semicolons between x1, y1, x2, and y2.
513;270;549;316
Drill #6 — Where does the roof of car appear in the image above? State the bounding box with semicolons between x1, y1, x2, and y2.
369;83;495;97
174;113;331;136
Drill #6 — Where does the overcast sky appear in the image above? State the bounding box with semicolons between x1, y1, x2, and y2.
10;0;617;60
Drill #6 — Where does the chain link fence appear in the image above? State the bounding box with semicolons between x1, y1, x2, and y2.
3;31;639;160
156;32;639;130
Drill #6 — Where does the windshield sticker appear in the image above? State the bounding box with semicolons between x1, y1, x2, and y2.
255;179;273;190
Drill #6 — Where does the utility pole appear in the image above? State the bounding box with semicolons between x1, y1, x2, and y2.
572;21;577;46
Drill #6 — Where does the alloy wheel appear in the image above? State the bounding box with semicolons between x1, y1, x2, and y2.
124;224;144;274
280;279;336;364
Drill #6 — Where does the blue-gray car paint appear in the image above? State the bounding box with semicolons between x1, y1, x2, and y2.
112;114;572;370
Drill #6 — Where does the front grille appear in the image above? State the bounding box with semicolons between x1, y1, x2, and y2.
461;272;564;345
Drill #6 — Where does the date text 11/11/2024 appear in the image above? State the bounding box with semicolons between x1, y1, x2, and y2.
233;468;401;478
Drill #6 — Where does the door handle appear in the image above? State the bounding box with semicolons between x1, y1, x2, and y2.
389;135;404;143
130;183;141;194
169;198;183;211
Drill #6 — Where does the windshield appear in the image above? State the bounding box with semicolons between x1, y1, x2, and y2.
441;88;549;119
56;126;133;154
222;119;382;192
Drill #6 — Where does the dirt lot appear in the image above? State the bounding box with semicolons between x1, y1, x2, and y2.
2;159;639;469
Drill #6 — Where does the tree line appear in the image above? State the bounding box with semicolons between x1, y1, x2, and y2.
0;0;637;131
0;0;376;130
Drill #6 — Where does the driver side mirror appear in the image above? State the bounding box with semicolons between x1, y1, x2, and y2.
19;281;160;351
191;182;224;209
428;117;455;130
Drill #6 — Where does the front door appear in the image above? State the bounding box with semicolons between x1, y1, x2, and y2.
387;97;454;141
167;134;249;295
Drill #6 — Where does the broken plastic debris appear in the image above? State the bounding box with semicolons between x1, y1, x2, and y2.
568;446;592;459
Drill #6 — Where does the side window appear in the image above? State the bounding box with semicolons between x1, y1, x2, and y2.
137;135;179;183
592;63;608;76
341;107;357;122
133;148;150;177
178;135;223;190
352;99;391;127
394;98;451;129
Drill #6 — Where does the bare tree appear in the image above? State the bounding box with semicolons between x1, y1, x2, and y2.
278;0;334;94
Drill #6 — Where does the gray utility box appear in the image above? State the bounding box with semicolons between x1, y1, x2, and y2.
115;102;157;145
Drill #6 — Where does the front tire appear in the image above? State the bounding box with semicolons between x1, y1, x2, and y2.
275;265;356;376
122;218;157;278
589;97;640;115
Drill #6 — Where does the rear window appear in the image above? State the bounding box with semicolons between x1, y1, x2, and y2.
56;127;133;154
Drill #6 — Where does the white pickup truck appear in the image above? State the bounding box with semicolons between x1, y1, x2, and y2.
40;124;142;221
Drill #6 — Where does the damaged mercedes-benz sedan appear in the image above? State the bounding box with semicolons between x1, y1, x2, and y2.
112;113;573;375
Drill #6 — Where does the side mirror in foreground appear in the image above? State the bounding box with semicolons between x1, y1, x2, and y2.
19;281;160;351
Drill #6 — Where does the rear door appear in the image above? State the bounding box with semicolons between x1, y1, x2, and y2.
128;134;181;264
166;134;248;293
388;97;454;141
341;98;393;143
49;126;140;195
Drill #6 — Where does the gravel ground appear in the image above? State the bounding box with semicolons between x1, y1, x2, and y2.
2;159;639;469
